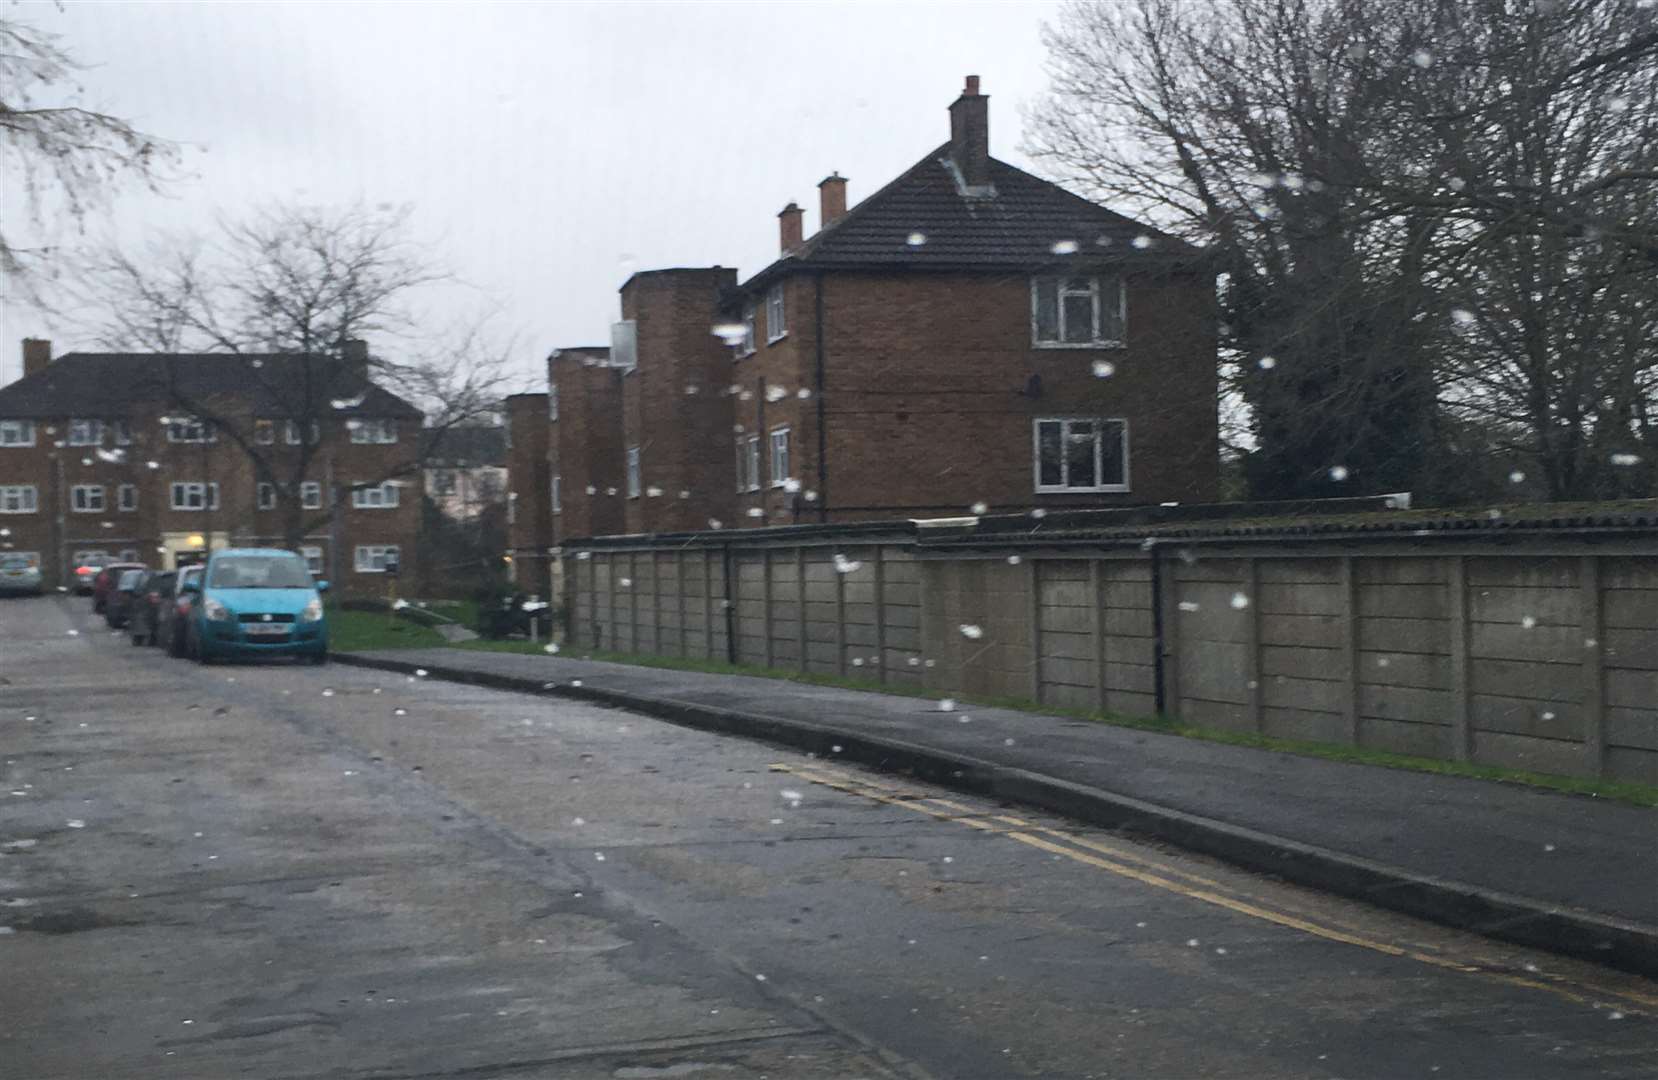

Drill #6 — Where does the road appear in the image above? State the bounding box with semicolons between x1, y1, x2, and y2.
2;593;1656;1079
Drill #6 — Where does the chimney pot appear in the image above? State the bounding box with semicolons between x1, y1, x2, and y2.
778;201;805;252
21;338;51;379
818;173;848;229
949;75;991;191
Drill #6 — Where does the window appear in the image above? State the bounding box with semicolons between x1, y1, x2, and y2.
118;548;139;563
67;418;103;446
286;419;321;445
507;491;517;525
71;484;105;512
766;284;787;342
432;469;456;496
72;549;109;567
0;420;35;447
112;421;132;446
769;426;791;487
169;482;220;510
548;384;559;421
735;434;761;492
0;485;38;513
351;481;400;508
552;474;562;513
354;544;400;572
349;418;397;444
257;482;276;510
118;484;137;512
1032;275;1125;346
611;319;638;374
301;546;324;575
1033;418;1129;492
254;419;275;445
626;446;641;498
301;481;322;509
165;417;214;443
738;303;756;357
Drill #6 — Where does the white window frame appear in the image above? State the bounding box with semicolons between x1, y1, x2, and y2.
354;544;400;573
349;418;397;444
552;474;562;514
0;419;35;447
766;284;787;342
112;420;132;446
0;484;38;513
738;303;757;357
737;434;760;493
165;417;214;443
626;446;641;499
169;481;220;511
301;546;324;575
1031;275;1126;348
1032;418;1130;493
769;426;791;488
301;481;322;510
351;481;401;509
71;484;105;513
117;483;138;512
286;419;321;445
257;482;276;510
254;419;276;445
67;418;103;446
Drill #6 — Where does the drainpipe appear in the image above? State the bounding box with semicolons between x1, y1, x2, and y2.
1148;539;1167;716
814;273;827;524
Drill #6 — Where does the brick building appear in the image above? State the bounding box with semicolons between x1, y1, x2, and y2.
0;340;422;594
512;75;1217;540
504;392;552;594
420;425;507;522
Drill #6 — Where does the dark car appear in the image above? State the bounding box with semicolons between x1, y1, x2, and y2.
129;570;175;646
103;569;148;629
91;562;146;614
158;565;203;657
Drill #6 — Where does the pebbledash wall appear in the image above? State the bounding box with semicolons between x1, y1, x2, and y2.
561;507;1658;784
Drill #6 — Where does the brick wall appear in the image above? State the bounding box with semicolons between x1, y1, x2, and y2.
505;393;551;593
619;268;740;534
548;351;626;543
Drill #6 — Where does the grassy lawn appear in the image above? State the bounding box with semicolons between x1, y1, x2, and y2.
447;639;1658;808
329;607;448;651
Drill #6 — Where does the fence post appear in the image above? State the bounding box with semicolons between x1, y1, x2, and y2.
1339;555;1360;746
703;549;715;660
797;547;808;674
629;550;640;655
1246;556;1263;733
762;547;774;670
835;549;847;676
677;549;688;658
873;545;887;684
1028;558;1042;704
607;553;619;652
1581;555;1606;778
1447;555;1473;762
1091;559;1108;714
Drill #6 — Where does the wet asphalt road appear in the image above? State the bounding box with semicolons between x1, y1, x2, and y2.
3;593;1657;1079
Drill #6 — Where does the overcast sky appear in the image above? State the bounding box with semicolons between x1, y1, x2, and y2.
1;0;1063;387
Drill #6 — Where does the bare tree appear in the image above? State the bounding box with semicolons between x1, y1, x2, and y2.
72;201;517;548
1027;0;1657;503
0;15;177;295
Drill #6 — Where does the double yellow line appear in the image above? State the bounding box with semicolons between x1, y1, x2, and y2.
770;761;1658;1017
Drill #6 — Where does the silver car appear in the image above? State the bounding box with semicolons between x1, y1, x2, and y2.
0;552;44;595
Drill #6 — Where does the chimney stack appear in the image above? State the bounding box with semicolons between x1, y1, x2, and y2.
22;338;51;379
818;173;848;228
948;74;991;192
340;338;369;382
778;202;804;252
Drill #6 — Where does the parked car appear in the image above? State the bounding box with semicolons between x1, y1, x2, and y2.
182;548;329;664
103;569;148;629
131;570;176;646
0;552;44;595
160;565;203;657
91;562;146;614
73;560;105;595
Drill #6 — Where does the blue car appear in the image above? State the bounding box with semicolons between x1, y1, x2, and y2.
182;548;329;664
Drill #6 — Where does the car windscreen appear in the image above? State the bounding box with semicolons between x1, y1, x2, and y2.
207;554;313;589
0;554;34;569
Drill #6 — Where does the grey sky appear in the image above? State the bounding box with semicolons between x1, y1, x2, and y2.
1;0;1062;387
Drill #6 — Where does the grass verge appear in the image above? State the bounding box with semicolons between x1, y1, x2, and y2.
447;638;1658;808
330;608;448;652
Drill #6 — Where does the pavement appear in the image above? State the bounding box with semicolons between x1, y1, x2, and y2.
338;644;1658;979
8;593;1658;1078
